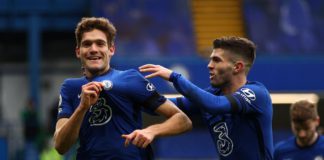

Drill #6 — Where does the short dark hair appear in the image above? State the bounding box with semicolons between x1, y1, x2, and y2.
290;100;318;123
213;36;256;70
75;17;117;48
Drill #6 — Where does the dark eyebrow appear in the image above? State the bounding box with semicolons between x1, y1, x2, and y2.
210;55;221;61
81;39;107;45
94;39;107;43
81;39;92;44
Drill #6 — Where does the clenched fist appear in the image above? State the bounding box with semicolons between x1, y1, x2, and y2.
79;82;104;111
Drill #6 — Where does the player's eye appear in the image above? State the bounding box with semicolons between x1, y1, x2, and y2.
96;41;107;47
211;57;221;63
81;41;92;48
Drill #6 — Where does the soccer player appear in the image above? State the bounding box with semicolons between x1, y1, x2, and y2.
274;100;324;160
139;36;274;159
53;17;192;160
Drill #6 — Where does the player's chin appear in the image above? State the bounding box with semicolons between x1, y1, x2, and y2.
210;81;220;88
86;61;103;67
87;66;105;73
298;138;310;144
86;60;103;66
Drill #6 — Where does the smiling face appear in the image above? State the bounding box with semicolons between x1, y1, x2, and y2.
76;29;115;77
207;48;235;88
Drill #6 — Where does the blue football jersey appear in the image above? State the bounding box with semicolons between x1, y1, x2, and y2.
58;69;166;160
274;136;324;160
170;72;273;160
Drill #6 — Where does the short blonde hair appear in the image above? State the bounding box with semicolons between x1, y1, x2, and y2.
290;100;318;123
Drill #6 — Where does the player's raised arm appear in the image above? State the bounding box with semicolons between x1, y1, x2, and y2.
139;64;233;114
54;82;103;154
139;64;172;80
141;36;274;159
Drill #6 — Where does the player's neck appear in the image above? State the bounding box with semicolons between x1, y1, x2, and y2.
85;66;110;79
221;75;247;94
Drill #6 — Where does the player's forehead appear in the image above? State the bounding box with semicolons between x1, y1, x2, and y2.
210;48;232;60
292;119;315;129
81;29;107;43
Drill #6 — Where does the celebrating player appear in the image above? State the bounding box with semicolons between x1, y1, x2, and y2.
53;17;192;160
140;36;274;159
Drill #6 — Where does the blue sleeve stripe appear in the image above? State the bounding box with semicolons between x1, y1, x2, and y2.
225;95;239;113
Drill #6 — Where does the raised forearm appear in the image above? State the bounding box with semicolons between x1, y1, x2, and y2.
170;72;232;114
55;82;103;154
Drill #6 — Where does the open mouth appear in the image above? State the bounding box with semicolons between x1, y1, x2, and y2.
209;73;215;79
87;56;102;61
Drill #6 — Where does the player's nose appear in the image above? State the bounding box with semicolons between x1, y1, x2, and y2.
297;130;307;138
89;44;99;52
207;60;214;69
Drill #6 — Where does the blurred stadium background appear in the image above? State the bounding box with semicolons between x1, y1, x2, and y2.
0;0;324;159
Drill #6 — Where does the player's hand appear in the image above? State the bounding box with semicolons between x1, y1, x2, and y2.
121;129;155;148
139;64;172;81
79;82;104;110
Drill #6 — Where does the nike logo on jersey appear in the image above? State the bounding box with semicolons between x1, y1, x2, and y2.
78;94;81;99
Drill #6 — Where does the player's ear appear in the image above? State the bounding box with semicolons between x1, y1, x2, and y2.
315;116;320;126
75;47;81;58
108;45;115;56
233;61;244;73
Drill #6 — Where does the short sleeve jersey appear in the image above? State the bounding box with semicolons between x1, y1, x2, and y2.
58;69;166;160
